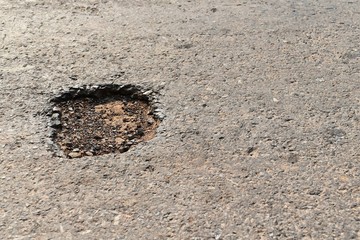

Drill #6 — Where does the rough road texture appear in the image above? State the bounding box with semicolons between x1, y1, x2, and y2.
0;0;359;239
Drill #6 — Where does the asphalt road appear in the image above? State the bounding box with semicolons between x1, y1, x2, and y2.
0;0;359;239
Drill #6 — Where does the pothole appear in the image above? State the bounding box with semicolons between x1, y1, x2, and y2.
47;84;162;158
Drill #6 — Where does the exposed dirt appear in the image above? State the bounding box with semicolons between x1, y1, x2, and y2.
0;0;359;239
54;97;159;158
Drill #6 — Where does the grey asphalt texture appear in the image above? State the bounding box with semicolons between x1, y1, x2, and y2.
0;0;359;239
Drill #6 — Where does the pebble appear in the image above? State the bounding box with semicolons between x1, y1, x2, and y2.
92;145;101;151
143;90;153;95
156;112;165;119
47;130;56;138
115;137;124;144
49;119;61;128
51;113;60;119
85;151;93;156
52;107;61;113
68;152;82;158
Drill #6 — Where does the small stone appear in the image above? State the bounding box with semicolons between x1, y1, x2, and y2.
136;128;144;136
85;151;93;156
246;146;255;154
48;129;56;137
68;152;82;158
143;90;153;95
69;75;78;81
308;188;322;195
52;107;61;112
115;137;124;144
94;135;102;140
120;146;129;153
273;98;279;103
128;134;136;140
156;112;165;120
283;116;293;122
72;148;80;152
51;113;60;119
49;119;61;128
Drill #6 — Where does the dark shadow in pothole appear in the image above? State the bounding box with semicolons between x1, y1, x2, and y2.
47;84;163;158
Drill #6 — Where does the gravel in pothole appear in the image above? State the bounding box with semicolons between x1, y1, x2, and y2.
53;97;159;158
